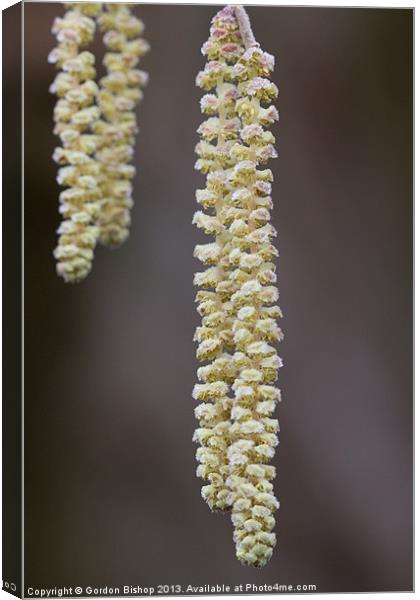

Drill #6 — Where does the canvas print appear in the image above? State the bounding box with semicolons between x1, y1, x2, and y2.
2;2;413;597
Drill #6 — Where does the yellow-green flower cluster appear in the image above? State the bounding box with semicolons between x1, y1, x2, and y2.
193;6;282;568
95;4;149;247
50;3;149;281
193;5;245;515
49;3;103;283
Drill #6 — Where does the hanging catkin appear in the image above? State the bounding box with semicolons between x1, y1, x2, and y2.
95;4;149;247
193;5;282;568
49;3;103;282
49;2;149;281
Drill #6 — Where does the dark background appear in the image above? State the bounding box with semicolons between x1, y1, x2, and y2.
20;3;413;594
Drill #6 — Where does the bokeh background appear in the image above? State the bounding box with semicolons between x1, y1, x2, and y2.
20;3;412;594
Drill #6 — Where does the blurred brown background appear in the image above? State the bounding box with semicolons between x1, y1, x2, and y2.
20;2;412;593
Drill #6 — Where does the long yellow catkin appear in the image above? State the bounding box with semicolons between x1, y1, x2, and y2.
49;3;103;283
95;4;150;247
193;5;282;568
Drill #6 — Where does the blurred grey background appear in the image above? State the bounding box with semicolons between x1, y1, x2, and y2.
20;3;412;593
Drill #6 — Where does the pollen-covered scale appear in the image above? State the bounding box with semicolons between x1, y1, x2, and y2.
193;5;283;568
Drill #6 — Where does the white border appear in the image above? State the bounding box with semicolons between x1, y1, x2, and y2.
0;1;415;599
21;1;24;596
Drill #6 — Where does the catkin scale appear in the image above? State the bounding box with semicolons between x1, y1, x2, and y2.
193;6;282;568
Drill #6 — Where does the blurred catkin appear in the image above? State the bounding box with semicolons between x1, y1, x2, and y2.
193;5;282;568
95;4;149;247
49;3;103;283
50;2;149;281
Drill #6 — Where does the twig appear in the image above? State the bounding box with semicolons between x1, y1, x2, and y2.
233;5;259;49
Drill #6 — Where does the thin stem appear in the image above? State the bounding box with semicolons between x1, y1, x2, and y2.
233;5;259;49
